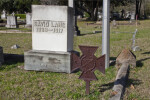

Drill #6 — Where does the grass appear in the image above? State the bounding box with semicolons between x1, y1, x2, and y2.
0;27;32;32
0;19;150;99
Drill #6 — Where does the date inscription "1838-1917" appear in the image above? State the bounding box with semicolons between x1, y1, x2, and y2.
33;20;66;33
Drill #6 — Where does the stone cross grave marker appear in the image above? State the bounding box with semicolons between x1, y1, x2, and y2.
24;5;74;73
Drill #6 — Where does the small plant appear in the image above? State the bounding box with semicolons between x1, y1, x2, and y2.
15;14;26;19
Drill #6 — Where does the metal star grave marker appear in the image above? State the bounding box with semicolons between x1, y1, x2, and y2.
71;45;105;94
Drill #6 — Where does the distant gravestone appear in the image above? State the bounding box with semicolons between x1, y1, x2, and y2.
77;15;82;19
130;12;135;20
6;16;18;28
25;13;32;28
24;5;74;73
113;20;117;27
1;10;6;19
0;46;4;64
12;12;15;16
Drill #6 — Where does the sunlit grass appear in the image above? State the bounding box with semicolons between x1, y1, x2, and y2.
0;19;150;99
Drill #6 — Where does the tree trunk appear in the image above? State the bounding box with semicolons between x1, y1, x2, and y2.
136;0;142;18
93;0;99;21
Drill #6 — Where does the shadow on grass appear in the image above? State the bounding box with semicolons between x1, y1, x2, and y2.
98;82;114;93
98;66;141;94
98;78;142;93
126;79;143;87
0;53;24;71
110;57;116;66
142;52;150;54
3;53;24;64
79;32;101;36
136;57;150;67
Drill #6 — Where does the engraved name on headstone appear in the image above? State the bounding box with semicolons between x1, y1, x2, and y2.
33;20;66;33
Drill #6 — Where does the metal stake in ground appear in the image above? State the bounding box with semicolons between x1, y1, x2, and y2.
71;46;105;94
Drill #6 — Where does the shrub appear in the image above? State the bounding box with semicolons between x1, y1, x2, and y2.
0;19;3;23
15;14;26;19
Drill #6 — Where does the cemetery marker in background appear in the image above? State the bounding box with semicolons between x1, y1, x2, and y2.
102;0;110;69
71;46;105;94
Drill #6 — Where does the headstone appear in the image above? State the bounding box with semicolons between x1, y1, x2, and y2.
1;10;6;19
116;49;136;68
5;16;18;28
130;12;135;20
12;12;15;16
24;5;75;73
112;20;117;27
25;13;32;28
0;46;4;64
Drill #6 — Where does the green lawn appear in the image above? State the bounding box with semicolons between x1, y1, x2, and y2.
0;20;150;99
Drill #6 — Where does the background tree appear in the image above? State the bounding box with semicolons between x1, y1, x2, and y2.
0;0;40;14
76;0;102;21
135;0;142;18
40;0;67;5
0;0;15;13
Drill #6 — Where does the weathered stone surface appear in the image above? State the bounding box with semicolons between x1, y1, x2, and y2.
109;63;129;100
0;46;4;63
6;16;18;28
116;49;136;67
24;50;78;73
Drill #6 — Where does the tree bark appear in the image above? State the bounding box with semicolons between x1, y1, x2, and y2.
136;0;142;18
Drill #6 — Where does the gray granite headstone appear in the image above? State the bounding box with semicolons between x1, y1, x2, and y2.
25;13;32;28
6;16;18;28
